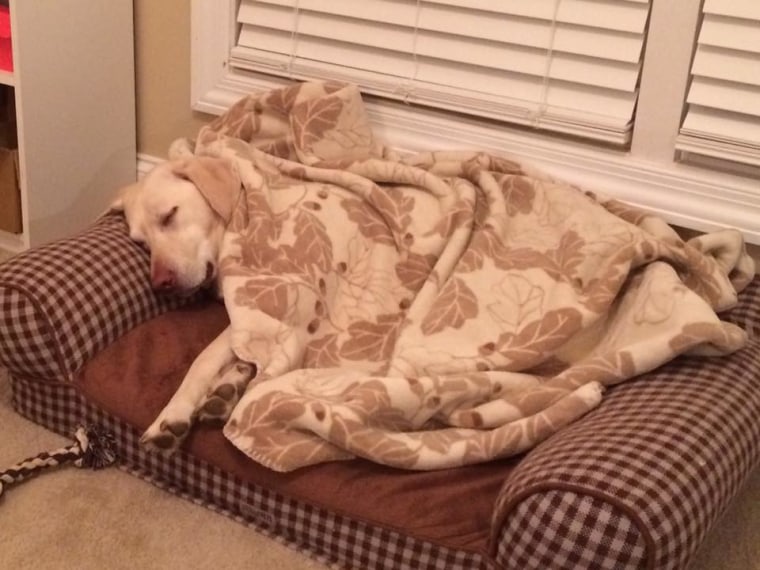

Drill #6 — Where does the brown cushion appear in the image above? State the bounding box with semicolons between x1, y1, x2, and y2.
75;300;519;553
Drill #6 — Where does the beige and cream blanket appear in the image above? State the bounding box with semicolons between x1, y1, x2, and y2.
173;81;755;472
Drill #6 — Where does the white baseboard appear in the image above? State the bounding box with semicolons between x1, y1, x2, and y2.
0;229;25;254
137;153;164;178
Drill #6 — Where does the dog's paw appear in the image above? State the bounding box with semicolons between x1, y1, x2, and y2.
198;362;256;424
140;419;190;454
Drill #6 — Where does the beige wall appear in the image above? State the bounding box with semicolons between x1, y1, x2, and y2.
134;0;209;158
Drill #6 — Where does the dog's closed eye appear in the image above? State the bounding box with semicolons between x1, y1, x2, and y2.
160;206;179;228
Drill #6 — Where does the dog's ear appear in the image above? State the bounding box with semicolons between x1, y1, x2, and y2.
172;157;241;224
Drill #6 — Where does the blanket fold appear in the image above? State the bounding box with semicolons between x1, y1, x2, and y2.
172;81;755;471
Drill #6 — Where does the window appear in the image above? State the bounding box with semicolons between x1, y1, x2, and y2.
232;0;649;145
191;0;760;244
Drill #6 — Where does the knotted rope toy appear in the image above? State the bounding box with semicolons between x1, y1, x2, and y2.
0;425;117;499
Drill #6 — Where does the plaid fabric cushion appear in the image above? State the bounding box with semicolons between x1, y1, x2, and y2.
492;277;760;570
0;214;199;381
498;490;647;569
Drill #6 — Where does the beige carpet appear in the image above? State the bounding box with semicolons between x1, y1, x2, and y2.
1;367;759;570
0;369;328;570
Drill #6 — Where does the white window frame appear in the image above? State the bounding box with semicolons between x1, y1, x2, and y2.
190;0;760;244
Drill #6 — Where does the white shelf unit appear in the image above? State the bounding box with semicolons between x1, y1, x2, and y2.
0;0;136;252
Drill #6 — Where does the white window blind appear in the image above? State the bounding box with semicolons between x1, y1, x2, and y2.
229;0;651;146
677;0;760;167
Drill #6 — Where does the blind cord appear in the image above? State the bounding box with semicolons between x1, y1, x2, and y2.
396;0;422;104
535;0;562;128
286;0;301;79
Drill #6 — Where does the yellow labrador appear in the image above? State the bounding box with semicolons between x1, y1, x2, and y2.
112;156;255;451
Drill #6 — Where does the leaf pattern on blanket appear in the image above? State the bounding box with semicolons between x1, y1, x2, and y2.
501;175;536;216
340;314;404;363
234;275;291;320
341;195;395;246
292;95;344;152
421;277;478;335
491;308;583;371
284;208;333;276
179;81;755;472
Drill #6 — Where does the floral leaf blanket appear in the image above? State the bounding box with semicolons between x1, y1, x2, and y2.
175;81;755;472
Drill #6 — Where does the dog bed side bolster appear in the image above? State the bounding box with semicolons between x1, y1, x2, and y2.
488;279;760;570
0;214;198;381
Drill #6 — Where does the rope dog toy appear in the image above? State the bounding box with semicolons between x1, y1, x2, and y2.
0;424;116;499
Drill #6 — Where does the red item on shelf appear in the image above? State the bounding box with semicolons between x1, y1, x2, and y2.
0;5;12;72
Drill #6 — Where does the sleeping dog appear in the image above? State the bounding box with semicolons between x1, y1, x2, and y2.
112;156;254;452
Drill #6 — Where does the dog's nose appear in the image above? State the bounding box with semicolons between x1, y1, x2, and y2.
151;265;177;292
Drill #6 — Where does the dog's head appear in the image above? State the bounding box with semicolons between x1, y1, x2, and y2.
111;156;240;296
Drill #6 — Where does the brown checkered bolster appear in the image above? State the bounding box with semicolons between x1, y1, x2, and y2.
491;277;760;570
0;214;200;381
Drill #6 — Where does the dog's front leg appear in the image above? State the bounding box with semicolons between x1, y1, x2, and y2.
140;326;255;453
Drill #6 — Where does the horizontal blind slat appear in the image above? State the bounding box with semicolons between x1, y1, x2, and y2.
703;0;760;21
682;108;760;147
687;78;760;118
425;0;648;32
699;15;760;54
691;46;760;87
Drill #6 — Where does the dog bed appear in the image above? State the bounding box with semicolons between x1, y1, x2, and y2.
1;80;759;568
0;213;758;570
